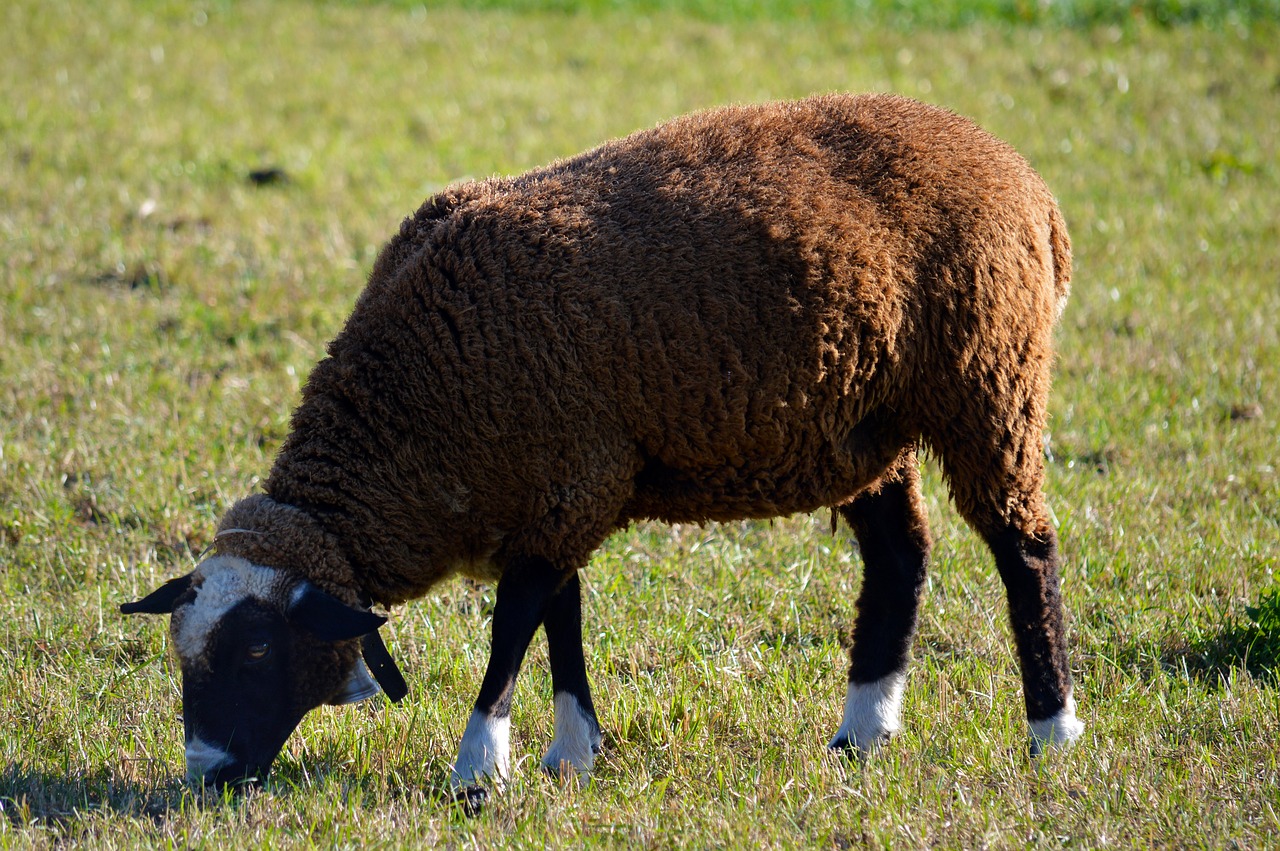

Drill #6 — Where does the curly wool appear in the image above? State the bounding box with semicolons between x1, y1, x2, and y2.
220;93;1070;608
214;495;361;606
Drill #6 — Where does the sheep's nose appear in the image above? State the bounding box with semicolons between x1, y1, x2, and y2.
185;736;231;776
185;736;261;788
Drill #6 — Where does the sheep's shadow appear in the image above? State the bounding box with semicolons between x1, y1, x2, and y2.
1119;610;1280;690
0;750;474;832
272;745;479;815
1162;629;1279;688
0;764;186;830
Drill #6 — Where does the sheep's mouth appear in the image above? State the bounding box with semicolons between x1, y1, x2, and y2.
198;761;269;791
185;735;276;790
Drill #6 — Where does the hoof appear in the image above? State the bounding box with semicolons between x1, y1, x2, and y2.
453;784;487;818
830;673;905;757
827;732;889;758
540;753;595;786
540;758;571;781
541;693;601;783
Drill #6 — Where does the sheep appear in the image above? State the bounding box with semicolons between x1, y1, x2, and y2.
122;92;1083;796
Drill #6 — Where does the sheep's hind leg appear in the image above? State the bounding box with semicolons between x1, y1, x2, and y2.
983;524;1082;755
829;454;931;755
451;555;568;804
540;572;603;782
931;363;1083;755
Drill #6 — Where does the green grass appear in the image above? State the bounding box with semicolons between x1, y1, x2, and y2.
365;0;1280;28
2;0;1279;846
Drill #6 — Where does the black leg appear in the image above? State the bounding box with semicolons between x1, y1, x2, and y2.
985;525;1081;753
829;459;931;753
451;555;568;792
541;572;603;778
921;316;1083;756
842;476;931;684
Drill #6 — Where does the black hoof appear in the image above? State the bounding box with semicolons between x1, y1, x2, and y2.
453;784;487;817
827;733;886;758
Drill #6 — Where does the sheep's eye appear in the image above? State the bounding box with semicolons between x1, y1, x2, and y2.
245;642;271;663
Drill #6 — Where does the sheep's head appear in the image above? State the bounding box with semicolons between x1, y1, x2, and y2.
121;555;387;788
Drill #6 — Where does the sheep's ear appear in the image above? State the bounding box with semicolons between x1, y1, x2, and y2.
287;582;387;642
120;573;195;615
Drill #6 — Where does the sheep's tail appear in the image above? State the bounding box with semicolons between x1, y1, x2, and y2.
1047;203;1072;323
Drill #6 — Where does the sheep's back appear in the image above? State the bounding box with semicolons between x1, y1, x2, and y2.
469;94;1063;521
274;93;1067;581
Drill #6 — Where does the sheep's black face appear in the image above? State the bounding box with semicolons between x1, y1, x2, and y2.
180;599;310;786
121;555;388;789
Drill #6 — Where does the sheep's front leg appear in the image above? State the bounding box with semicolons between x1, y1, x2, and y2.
451;555;566;791
830;461;931;754
541;572;602;781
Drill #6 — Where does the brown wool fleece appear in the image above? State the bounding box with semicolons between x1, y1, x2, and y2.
215;495;361;606
222;93;1069;608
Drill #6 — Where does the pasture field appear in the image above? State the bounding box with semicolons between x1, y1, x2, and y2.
2;0;1278;846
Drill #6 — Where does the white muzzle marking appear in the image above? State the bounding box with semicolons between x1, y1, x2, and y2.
185;736;234;781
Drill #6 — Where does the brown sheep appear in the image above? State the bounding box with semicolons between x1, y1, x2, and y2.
123;92;1081;797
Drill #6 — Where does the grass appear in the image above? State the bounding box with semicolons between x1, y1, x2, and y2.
366;0;1280;28
2;0;1279;846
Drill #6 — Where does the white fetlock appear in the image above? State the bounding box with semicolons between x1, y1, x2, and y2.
451;709;511;788
828;671;907;754
1029;692;1084;756
541;692;601;783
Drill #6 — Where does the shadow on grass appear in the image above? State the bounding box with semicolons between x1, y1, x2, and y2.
0;764;187;829
0;752;470;832
1157;588;1280;688
268;747;477;816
